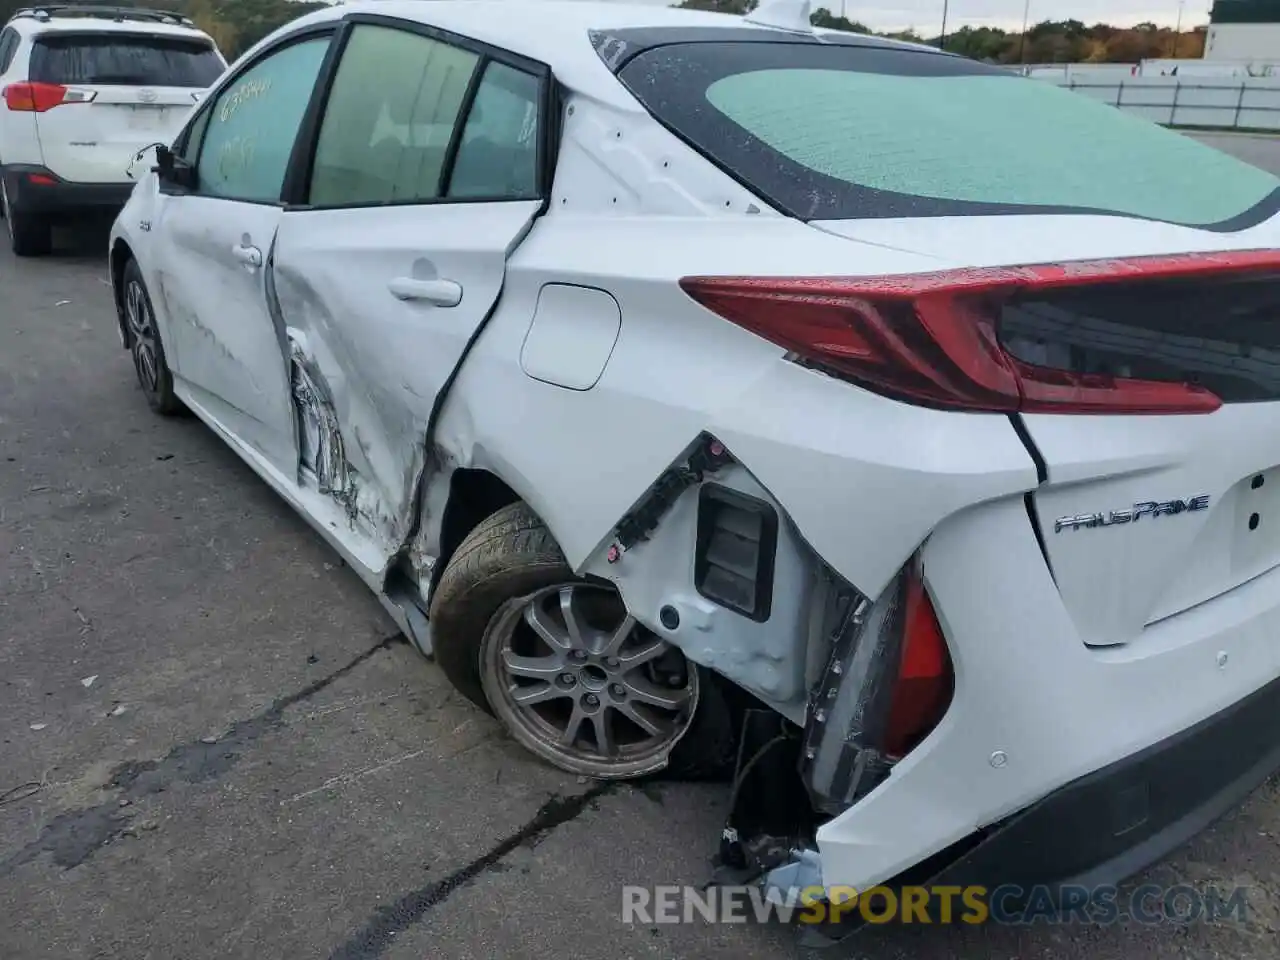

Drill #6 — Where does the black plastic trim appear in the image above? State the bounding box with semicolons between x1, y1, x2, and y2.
694;483;778;622
1008;413;1047;485
1;163;131;214
438;53;488;198
281;20;353;207
588;25;957;75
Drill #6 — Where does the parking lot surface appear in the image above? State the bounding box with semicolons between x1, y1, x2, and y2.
3;132;1280;960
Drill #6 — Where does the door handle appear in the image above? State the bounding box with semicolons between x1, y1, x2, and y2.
387;276;462;307
233;243;263;268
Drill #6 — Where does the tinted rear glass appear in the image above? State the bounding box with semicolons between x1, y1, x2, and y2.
31;33;223;87
614;41;1280;228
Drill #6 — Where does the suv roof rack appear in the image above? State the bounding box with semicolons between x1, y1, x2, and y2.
7;4;196;27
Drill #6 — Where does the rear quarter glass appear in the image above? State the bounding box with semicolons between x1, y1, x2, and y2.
613;41;1280;228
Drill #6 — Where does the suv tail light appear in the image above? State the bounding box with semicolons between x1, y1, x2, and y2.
3;82;96;112
681;250;1280;414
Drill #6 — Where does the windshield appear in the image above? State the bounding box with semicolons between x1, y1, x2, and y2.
31;33;224;88
615;41;1280;229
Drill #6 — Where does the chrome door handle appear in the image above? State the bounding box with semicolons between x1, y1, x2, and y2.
387;276;462;307
233;243;263;268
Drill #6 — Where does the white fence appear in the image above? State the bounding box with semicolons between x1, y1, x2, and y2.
1042;75;1280;131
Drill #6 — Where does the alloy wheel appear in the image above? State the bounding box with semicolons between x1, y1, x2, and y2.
125;279;160;395
480;582;699;778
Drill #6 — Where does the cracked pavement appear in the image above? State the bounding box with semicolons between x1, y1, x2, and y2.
3;132;1280;960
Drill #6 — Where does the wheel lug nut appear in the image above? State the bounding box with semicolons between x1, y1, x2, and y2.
571;650;587;660
560;673;576;685
610;683;626;697
585;694;599;706
603;657;619;668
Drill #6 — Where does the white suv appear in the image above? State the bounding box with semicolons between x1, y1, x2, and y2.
0;4;225;255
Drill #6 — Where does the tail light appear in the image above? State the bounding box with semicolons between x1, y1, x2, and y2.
680;250;1280;414
882;570;952;760
3;82;96;112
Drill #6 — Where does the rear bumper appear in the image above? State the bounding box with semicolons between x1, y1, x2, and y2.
927;666;1280;891
792;665;1280;940
804;494;1280;908
3;165;134;216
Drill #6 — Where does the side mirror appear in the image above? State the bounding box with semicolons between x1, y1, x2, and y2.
153;144;195;190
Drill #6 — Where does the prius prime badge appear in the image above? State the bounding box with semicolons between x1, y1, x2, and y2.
1054;495;1211;533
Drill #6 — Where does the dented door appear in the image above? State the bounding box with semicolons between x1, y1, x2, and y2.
270;200;542;551
266;24;549;553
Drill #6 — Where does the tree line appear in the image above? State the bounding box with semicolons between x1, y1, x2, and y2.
1;0;1207;64
676;0;1208;62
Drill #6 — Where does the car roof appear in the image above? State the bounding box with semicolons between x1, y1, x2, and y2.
277;0;941;110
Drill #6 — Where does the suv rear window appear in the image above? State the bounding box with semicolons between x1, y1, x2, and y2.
31;33;223;87
613;41;1280;229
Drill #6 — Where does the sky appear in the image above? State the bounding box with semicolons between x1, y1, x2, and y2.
589;0;1213;34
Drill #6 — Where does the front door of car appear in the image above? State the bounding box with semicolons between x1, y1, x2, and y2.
150;31;335;475
272;20;547;554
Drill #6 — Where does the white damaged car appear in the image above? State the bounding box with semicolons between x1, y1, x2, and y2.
108;0;1280;937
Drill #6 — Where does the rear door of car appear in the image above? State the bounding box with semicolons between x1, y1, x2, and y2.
28;29;224;182
269;14;548;552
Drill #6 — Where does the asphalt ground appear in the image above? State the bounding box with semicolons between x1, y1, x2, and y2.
3;131;1280;960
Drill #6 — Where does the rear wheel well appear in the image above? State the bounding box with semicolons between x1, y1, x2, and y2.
431;468;521;595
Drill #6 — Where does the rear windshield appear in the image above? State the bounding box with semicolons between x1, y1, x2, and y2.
614;41;1280;229
31;33;223;87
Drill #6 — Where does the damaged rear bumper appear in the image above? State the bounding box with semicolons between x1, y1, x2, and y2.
715;495;1280;940
790;666;1280;941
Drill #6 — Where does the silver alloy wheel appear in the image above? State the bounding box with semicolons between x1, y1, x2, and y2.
124;278;160;394
480;582;700;779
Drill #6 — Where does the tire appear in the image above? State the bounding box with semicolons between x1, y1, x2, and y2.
429;501;737;780
2;178;52;257
121;258;182;416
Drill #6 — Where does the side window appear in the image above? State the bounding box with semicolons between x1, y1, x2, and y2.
308;25;479;207
446;61;540;200
195;36;330;203
0;29;18;75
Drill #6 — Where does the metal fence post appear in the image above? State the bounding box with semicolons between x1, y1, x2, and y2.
1169;79;1180;125
1233;82;1246;129
1117;80;1125;108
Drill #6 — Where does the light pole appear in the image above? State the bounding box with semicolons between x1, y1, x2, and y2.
1173;0;1184;56
939;0;949;48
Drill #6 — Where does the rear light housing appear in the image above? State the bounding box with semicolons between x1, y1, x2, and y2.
802;561;954;814
2;82;96;112
680;250;1280;414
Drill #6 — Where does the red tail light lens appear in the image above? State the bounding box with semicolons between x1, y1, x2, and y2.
882;569;952;760
678;250;1280;414
3;82;71;112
